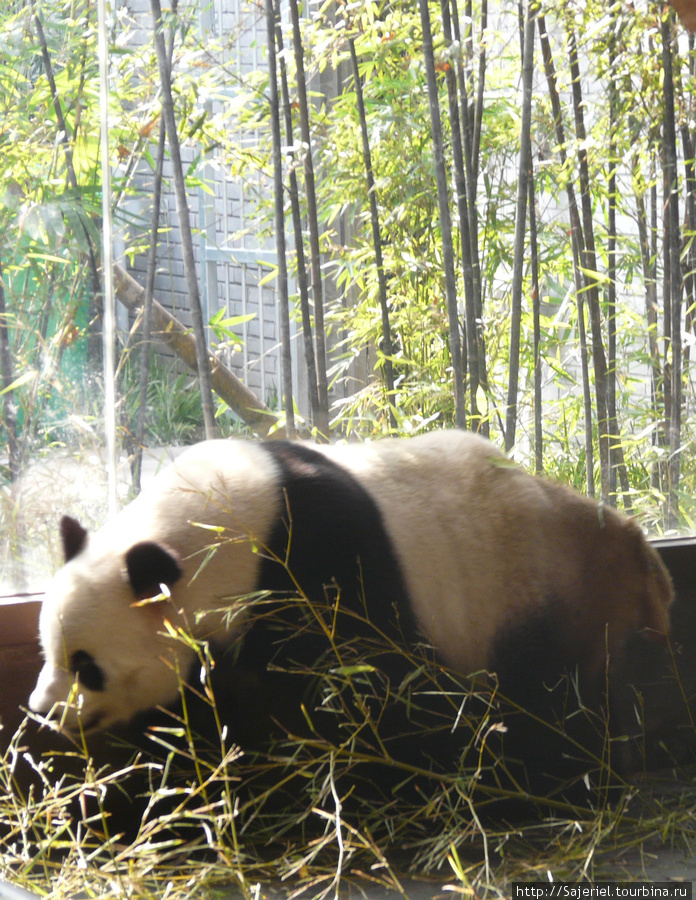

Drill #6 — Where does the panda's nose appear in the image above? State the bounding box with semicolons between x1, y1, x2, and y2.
28;688;52;715
28;692;49;715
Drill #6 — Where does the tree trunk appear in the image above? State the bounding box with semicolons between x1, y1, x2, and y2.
456;0;489;431
604;22;632;509
634;163;663;484
607;24;618;501
463;0;487;188
577;296;596;498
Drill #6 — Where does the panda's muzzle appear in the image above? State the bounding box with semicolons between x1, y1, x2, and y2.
80;710;106;733
29;656;107;734
28;697;105;736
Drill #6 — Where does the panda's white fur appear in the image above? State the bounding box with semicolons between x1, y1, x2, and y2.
29;430;673;736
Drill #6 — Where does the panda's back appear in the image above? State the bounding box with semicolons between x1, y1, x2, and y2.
309;430;569;671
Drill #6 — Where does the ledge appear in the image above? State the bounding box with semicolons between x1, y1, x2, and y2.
0;596;42;738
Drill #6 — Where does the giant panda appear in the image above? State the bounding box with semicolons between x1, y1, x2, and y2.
28;430;673;795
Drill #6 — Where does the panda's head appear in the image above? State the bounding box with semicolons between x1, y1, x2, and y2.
29;515;192;735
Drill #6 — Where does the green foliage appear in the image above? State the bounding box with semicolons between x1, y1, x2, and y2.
1;0;694;528
120;355;208;446
0;0;102;466
221;0;693;527
1;0;693;521
3;0;685;525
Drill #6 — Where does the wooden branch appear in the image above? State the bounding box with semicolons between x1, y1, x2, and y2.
113;264;284;439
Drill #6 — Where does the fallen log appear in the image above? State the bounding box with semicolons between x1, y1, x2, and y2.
113;264;283;439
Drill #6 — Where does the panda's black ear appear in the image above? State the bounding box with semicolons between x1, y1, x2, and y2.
124;541;183;601
61;516;88;563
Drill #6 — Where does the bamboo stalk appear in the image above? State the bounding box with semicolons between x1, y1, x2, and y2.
418;0;467;429
661;7;683;528
504;0;535;452
348;38;397;428
0;261;18;481
275;1;320;429
265;0;295;437
288;0;330;438
450;0;489;435
132;119;166;494
440;0;480;429
149;0;217;440
566;16;610;499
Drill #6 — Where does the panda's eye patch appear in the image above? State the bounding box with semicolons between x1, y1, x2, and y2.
70;651;105;692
